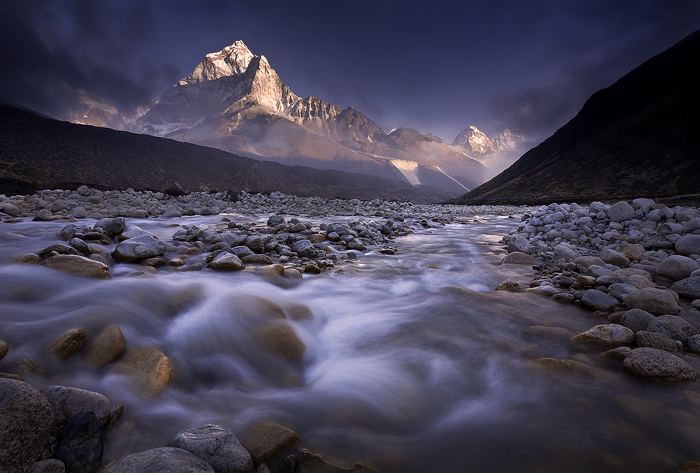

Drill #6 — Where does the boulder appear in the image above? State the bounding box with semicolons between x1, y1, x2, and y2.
635;331;681;352
105;447;215;473
608;283;640;303
507;234;531;254
167;424;253;473
581;289;619;311
574;256;606;267
658;256;699;281
48;328;88;359
113;235;167;263
120;347;175;396
625;288;680;315
291;240;316;258
254;323;306;361
621;309;655;333
671;277;700;300
572;324;635;347
56;410;103;473
676;235;700;257
600;249;630;267
0;338;8;360
27;459;66;473
208;253;244;271
0;378;54;472
553;244;578;262
83;325;126;368
623;348;699;382
619;243;645;261
608;201;635;222
42;255;111;279
94;217;126;236
267;215;285;226
41;385;113;428
647;315;698;343
240;422;302;463
687;334;700;353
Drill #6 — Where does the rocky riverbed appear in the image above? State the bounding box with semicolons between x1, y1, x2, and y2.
2;188;700;473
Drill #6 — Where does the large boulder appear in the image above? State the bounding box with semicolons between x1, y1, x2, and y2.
658;256;700;281
41;385;113;428
608;201;635;222
0;378;54;472
113;235;167;263
167;424;253;473
676;235;700;256
105;447;215;473
646;315;699;343
572;324;635;348
42;255;111;279
623;348;699;382
240;422;302;464
625;288;680;315
671;276;700;300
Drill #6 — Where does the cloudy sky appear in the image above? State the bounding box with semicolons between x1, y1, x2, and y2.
1;0;698;144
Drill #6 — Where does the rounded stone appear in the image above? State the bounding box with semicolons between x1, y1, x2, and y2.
607;201;635;222
625;287;680;315
646;315;699;343
0;338;8;360
56;410;103;473
291;240;316;258
41;385;113;428
687;334;700;353
572;324;635;347
600;249;630;267
635;331;681;352
581;289;619;311
240;423;302;463
113;235;167;263
671;276;700;300
676;235;700;257
254;323;306;361
120;347;175;396
42;255;111;279
501;252;537;265
83;325;126;368
48;328;88;359
658;256;700;281
623;347;699;383
620;309;655;333
105;447;215;473
167;424;253;473
0;378;54;472
208;253;244;271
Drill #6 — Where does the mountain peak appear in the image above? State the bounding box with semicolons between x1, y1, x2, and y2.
179;40;254;85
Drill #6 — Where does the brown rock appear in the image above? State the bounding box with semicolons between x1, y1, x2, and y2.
48;328;88;359
495;279;521;291
300;449;379;473
286;303;313;321
305;264;321;274
120;347;175;396
572;324;635;347
623;347;699;382
255;323;306;361
0;338;8;360
284;268;303;280
83;325;126;368
241;254;274;265
678;461;700;473
15;253;42;264
42;254;111;279
240;422;302;463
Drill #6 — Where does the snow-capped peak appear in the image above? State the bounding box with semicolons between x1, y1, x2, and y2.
179;40;254;85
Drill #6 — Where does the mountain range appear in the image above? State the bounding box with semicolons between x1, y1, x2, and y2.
457;28;700;204
72;41;523;196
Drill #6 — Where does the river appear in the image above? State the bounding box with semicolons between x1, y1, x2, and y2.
1;213;699;472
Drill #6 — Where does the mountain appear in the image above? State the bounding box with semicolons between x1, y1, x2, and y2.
134;41;487;196
456;29;700;205
0;104;453;203
452;126;523;156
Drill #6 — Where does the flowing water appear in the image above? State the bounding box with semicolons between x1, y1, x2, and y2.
1;214;700;472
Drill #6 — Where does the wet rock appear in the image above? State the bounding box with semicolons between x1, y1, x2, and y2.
291;240;316;258
42;255;111;279
245;235;267;253
671;277;700;300
572;324;635;348
56;410;103;473
48;328;88;359
676;235;700;256
657;256;699;281
28;459;66;473
532;358;578;373
501;252;537;265
621;309;655;333
41;385;113;428
635;331;681;352
507;234;531;254
208;253;244;271
304;263;321;274
623;347;699;383
267;215;285;226
551;292;576;303
167;424;253;473
16;253;42;264
241;254;273;265
105;447;215;473
625;287;680;315
602;347;633;360
122;226;158;240
687;335;700;353
647;315;699;343
677;461;700;473
83;325;126;368
255;323;306;361
0;338;8;360
524;285;559;296
495;279;521;291
240;422;302;464
300;449;379;473
608;283;639;303
229;246;254;258
163;207;182;218
581;289;619;311
69;237;90;254
94;217;126;236
113;235;167;263
120;347;175;396
0;378;54;472
284;268;303;280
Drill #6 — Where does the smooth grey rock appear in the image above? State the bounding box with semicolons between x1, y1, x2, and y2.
574;255;606;267
621;309;655;333
94;217;126;235
608;283;640;302
105;447;215;473
657;256;699;281
647;315;698;342
229;246;254;258
553;243;577;262
635;331;681;352
42;255;111;279
122;226;158;239
608;201;635;222
581;289;619;311
113;235;167;262
625;287;680;315
0;379;54;472
676;235;700;256
41;385;112;428
671;276;700;300
623;347;698;382
600;249;630;267
240;422;302;464
208;252;243;271
244;235;267;253
587;265;613;278
162;207;182;218
167;424;253;473
572;324;635;347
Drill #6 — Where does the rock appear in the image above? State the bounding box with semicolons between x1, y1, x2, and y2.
28;459;66;473
229;246;253;258
42;255;111;279
608;283;640;303
254;323;306;361
0;378;54;472
0;338;8;360
291;240;316;258
56;410;103;473
602;347;633;360
613;268;654;282
167;424;253;473
524;285;559;296
48;328;88;359
608;201;635;222
244;235;267;253
677;461;700;473
635;331;681;352
94;217;126;236
208;253;244;271
572;324;635;347
120;347;175;396
621;309;655;333
304;264;321;274
623;348;699;382
495;279;521;291
553;243;577;262
647;315;699;343
507;234;530;254
113;235;167;262
105;447;215;473
600;249;630;267
163;207;182;218
531;358;578;373
69;237;90;254
240;422;302;463
658;256;699;281
16;253;42;264
551;293;575;303
501;252;536;265
587;265;613;278
581;289;619;311
122;226;158;240
267;215;285;226
284;268;303;280
671;277;700;300
41;385;113;428
676;235;700;256
241;254;273;265
1;202;20;215
300;449;379;473
687;334;700;353
574;256;606;267
83;325;126;368
625;288;680;315
619;243;645;261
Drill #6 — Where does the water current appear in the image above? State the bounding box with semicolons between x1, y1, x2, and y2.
1;214;699;472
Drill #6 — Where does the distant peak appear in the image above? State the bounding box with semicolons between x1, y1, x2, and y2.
180;40;255;85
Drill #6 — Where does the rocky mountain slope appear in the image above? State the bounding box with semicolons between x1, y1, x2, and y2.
456;29;700;204
133;41;490;195
452;126;523;156
0;105;453;203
